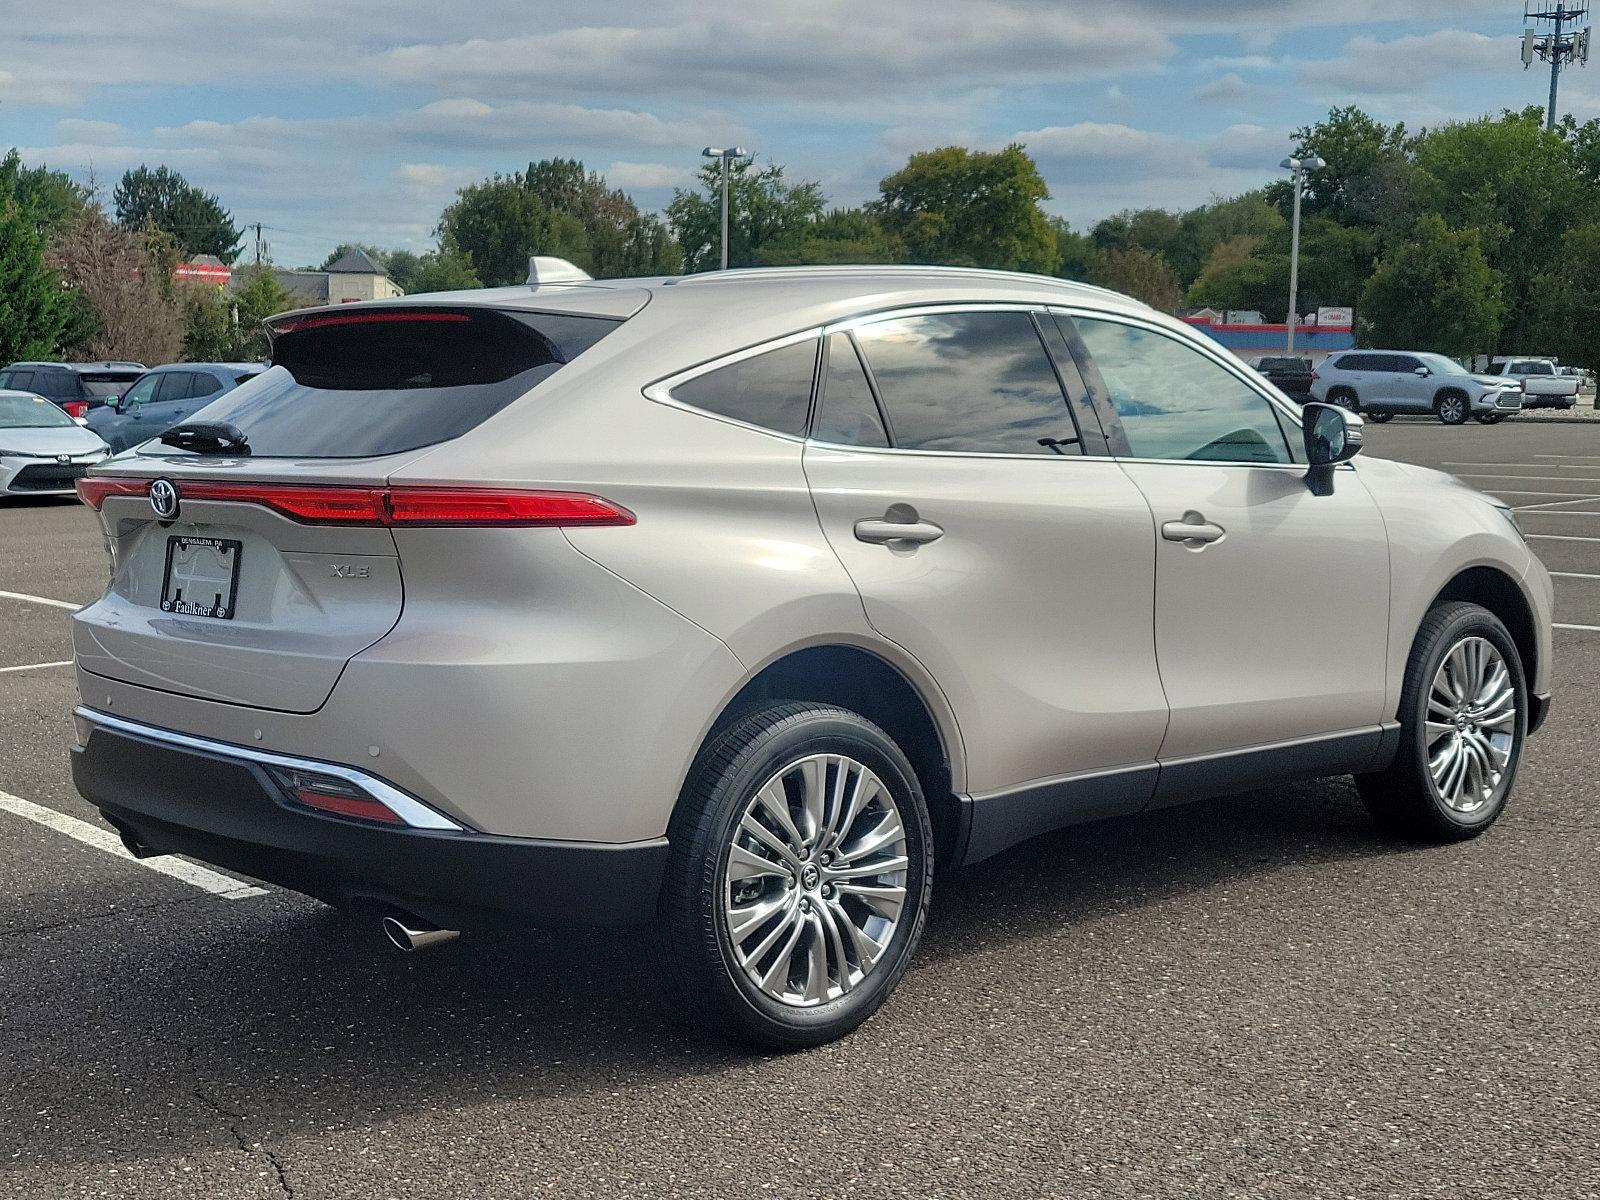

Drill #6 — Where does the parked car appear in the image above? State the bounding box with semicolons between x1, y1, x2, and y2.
1309;351;1523;424
70;265;1552;1048
1252;355;1316;400
0;362;146;420
1481;358;1580;409
87;363;265;453
0;389;111;496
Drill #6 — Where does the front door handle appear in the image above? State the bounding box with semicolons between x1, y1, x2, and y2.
854;518;945;547
1161;514;1227;545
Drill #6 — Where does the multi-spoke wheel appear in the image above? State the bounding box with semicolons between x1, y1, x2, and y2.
1358;602;1527;841
654;703;933;1048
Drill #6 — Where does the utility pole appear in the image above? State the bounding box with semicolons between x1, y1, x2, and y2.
252;222;264;267
701;147;749;270
1524;3;1591;131
1280;155;1325;356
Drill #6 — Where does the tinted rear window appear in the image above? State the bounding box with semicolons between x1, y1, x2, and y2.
670;339;818;436
79;372;141;398
150;308;622;459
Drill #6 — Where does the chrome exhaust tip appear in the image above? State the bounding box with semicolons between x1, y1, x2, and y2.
380;915;460;952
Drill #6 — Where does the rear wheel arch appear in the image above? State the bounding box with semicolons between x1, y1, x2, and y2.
691;644;965;867
1427;566;1538;688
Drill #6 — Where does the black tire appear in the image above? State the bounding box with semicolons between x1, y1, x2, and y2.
1326;387;1359;412
1475;413;1507;425
1356;601;1528;842
653;702;934;1049
1366;411;1395;423
1435;391;1469;424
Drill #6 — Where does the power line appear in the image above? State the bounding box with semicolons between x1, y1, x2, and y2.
1523;3;1591;131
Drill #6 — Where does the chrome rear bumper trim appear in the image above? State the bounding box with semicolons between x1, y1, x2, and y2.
73;706;465;832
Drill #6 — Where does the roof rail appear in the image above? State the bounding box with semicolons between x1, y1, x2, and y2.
668;264;1144;306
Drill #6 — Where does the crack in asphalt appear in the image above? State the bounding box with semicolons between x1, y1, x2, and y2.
193;1087;294;1199
0;890;216;948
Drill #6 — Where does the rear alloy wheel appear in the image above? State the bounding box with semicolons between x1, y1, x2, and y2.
1366;411;1395;423
1435;393;1469;424
654;703;933;1049
1327;388;1359;412
1357;602;1526;841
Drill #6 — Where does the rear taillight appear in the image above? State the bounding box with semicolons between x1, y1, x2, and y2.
74;478;635;527
62;401;89;419
1310;370;1320;381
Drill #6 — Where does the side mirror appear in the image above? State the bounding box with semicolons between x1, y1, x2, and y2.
1302;401;1364;496
1413;365;1431;377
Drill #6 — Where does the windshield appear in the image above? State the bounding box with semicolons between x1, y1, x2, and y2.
1417;354;1470;376
0;393;75;429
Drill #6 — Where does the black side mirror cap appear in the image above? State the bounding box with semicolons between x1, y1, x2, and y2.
1302;401;1364;496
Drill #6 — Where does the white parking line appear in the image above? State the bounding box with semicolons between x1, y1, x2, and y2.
1444;461;1600;471
1551;571;1600;579
1528;533;1600;542
1514;496;1600;511
0;788;268;899
0;660;72;675
1454;473;1600;486
1555;623;1600;632
0;590;79;611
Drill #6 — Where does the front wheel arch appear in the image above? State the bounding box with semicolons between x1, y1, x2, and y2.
1427;566;1539;698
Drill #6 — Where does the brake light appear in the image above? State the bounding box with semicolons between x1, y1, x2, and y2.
62;401;89;419
272;311;473;334
74;478;634;527
1310;370;1320;381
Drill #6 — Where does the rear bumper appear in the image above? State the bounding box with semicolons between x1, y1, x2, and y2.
71;709;667;928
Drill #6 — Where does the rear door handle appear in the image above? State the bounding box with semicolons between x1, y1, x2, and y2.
854;518;945;546
1161;517;1226;545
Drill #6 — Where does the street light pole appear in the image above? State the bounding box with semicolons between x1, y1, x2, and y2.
701;146;749;271
1280;154;1325;356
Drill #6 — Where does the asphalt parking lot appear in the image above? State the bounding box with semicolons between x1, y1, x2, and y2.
2;421;1598;1200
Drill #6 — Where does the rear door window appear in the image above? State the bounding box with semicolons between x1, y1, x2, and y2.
155;372;193;402
670;339;818;436
811;333;888;448
189;373;223;398
851;311;1080;455
155;308;623;459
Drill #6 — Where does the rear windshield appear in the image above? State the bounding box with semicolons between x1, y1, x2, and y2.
146;308;622;459
79;373;141;398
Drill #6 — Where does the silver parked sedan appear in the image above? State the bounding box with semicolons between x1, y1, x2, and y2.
69;265;1553;1048
0;389;111;497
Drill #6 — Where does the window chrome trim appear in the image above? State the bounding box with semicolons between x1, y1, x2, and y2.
1048;304;1318;468
74;706;466;832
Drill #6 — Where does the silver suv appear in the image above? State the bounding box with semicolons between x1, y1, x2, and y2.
1309;350;1523;425
70;266;1553;1048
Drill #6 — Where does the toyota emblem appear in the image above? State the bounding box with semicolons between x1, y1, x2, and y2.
56;454;72;465
149;478;180;520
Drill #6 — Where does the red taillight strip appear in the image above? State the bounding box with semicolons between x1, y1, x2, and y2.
75;477;634;528
272;311;473;334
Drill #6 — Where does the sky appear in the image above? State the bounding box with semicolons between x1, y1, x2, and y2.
2;0;1592;267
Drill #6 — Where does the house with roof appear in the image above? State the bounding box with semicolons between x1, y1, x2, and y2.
256;248;404;305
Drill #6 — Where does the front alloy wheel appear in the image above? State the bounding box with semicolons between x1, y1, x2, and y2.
1357;601;1527;841
1436;394;1469;424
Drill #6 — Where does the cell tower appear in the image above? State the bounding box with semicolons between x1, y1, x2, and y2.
1523;3;1591;130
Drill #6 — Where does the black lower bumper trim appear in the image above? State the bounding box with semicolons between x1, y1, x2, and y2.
72;726;667;928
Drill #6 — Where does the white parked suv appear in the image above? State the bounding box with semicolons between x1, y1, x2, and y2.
70;266;1553;1047
1309;351;1523;424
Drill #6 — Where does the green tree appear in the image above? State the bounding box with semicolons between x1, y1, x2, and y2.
1185;235;1277;313
875;144;1057;272
0;162;71;361
1049;217;1100;281
1091;246;1183;312
0;150;87;236
113;165;242;263
1360;214;1504;357
437;173;586;287
1531;222;1600;367
403;249;481;293
229;266;297;359
667;159;825;272
383;249;424;291
180;287;237;361
1264;106;1406;226
753;206;905;266
524;158;681;277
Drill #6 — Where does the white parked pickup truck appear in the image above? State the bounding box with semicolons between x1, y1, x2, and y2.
1483;358;1581;409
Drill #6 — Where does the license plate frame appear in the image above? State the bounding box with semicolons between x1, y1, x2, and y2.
159;535;243;620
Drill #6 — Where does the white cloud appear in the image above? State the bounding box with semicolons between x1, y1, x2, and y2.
1193;73;1257;103
605;161;692;190
1299;30;1518;97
